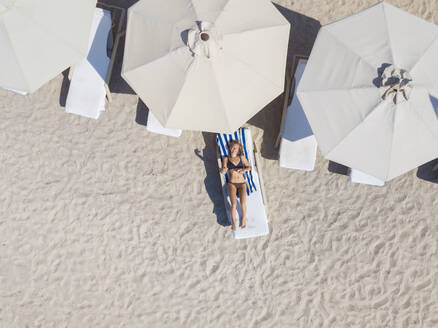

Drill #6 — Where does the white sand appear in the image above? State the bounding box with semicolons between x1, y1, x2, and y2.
1;0;438;327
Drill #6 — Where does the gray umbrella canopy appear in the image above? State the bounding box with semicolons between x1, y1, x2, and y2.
122;0;290;133
297;2;438;181
0;0;97;93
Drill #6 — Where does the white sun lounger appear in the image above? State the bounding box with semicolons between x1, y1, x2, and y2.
217;128;269;239
350;169;385;186
65;8;111;119
147;111;182;137
276;55;317;171
66;4;125;119
5;88;27;95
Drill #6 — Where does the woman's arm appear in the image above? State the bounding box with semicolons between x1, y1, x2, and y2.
220;157;228;174
239;156;251;173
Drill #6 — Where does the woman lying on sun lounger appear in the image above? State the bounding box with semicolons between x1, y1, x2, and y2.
220;140;251;231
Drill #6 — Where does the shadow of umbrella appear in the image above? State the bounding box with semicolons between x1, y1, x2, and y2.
273;4;321;62
430;95;438;117
135;98;149;126
59;69;71;107
103;34;136;95
194;132;229;226
328;161;349;176
417;158;438;183
247;4;321;160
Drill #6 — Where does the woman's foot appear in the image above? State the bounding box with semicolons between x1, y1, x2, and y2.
231;222;236;231
241;218;246;229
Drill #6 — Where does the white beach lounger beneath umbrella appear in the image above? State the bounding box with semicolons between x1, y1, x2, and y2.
65;4;125;119
5;88;27;96
276;56;317;171
147;111;182;137
350;169;385;186
65;8;112;119
217;128;269;239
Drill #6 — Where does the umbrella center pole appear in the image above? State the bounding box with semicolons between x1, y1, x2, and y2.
379;64;413;104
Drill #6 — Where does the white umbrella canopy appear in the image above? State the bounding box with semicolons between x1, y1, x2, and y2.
297;2;438;181
122;0;290;133
0;0;97;93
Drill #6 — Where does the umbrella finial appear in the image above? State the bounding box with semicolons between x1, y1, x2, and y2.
200;33;210;42
186;22;223;59
379;65;413;104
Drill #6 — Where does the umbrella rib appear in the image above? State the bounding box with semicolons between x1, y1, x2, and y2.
410;34;438;73
322;29;377;74
1;22;30;91
298;86;376;93
13;8;85;60
222;46;283;90
385;101;397;181
381;3;396;66
190;0;232;21
167;59;230;130
210;0;234;25
408;91;438;142
223;22;289;39
130;8;186;26
190;0;199;19
387;99;438;179
164;58;199;126
123;45;188;77
210;60;233;130
325;99;385;158
213;1;289;34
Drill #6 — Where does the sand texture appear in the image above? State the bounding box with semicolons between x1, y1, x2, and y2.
1;0;438;327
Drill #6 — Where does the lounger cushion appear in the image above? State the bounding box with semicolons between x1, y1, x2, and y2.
65;8;111;119
350;169;385;186
147;111;182;137
279;59;317;171
5;88;27;95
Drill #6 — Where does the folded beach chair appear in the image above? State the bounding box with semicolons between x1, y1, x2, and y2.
66;4;125;119
147;111;182;137
349;169;385;186
217;128;269;239
276;55;317;171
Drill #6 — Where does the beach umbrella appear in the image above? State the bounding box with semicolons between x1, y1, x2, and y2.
122;0;290;133
0;0;97;94
297;2;438;181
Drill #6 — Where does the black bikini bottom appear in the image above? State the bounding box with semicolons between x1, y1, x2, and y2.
227;182;246;190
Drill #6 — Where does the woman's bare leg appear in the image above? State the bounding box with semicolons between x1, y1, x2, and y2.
227;183;238;230
238;185;247;228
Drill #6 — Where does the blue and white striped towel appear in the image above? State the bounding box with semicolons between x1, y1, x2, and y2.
216;128;257;195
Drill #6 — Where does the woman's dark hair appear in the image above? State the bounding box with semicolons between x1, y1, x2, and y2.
228;140;242;156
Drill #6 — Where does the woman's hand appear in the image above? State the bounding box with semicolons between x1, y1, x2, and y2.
220;157;228;174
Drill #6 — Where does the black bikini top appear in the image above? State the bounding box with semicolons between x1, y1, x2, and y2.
227;156;245;169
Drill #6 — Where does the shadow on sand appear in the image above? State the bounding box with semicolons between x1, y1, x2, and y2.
328;161;350;176
417;159;438;183
248;5;321;160
195;132;229;226
135;99;149;126
59;69;71;107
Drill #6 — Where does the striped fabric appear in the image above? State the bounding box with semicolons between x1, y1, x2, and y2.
216;128;257;195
